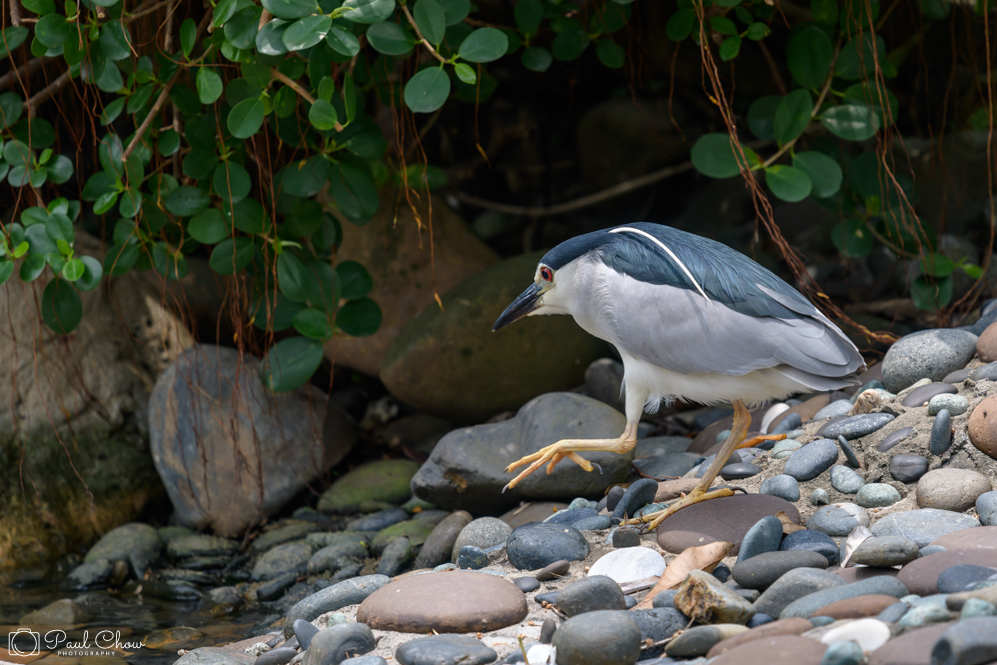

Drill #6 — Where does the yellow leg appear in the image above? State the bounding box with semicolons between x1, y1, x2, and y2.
738;432;786;449
628;399;752;531
503;422;640;492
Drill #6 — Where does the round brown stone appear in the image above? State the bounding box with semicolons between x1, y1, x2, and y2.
812;594;898;620
355;571;528;633
978;322;997;363
969;395;997;459
916;468;993;513
833;567;899;583
898;549;997;596
931;526;997;550
709;635;826;665
706;618;812;658
656;494;801;556
869;622;956;665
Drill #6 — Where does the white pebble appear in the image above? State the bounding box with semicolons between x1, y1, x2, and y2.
587;546;665;584
820;618;891;652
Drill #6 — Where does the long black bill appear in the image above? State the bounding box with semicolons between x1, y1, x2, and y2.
493;282;542;331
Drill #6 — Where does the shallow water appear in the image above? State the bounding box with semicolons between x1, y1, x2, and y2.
0;574;273;665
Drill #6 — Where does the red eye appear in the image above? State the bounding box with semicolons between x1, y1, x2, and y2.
541;267;553;282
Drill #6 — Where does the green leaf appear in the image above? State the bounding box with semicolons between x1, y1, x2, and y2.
596;40;624;68
0;92;24;128
22;0;55;14
0;26;29;59
690;133;750;178
439;0;470;25
36;14;70;48
209;237;256;274
213;161;252;203
366;21;415;56
459;27;508;63
843;83;899;126
764;164;812;202
152;242;188;280
4;139;32;168
46;155;73;184
226;197;269;234
308;98;339;130
831;218;873;258
227;97;265;139
252;291;303;331
329;160;379;220
62;258;85;282
821;103;880;141
0;261;15;286
786;23;833;89
746;22;770;40
515;0;543;34
746;95;780;141
262;0;319;20
792;151;842;198
719;34;740;61
283;15;331;51
196;67;224;104
281;155;331;196
262;337;324;392
401;164;449;189
75;256;103;291
415;0;446;45
710;16;737;35
99;20;132;61
340;0;396;24
326;25;360;56
277;250;315;303
292;308;334;339
811;0;838;28
521;46;552;72
454;62;477;84
257;18;291;55
103;242;140;276
921;253;956;278
336;297;381;336
403;67;451;113
94;191;118;214
100;97;126;125
225;5;263;49
836;34;888;81
165;185;210;216
19;254;46;282
42;278;82;334
551;27;587;61
158;129;181;156
911;274;952;311
336;260;373;299
666;9;695;41
773;89;812;145
188;208;229;244
180;18;196;57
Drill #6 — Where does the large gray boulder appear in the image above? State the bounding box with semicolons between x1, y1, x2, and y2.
380;253;609;423
882;329;978;393
411;392;633;512
149;345;356;536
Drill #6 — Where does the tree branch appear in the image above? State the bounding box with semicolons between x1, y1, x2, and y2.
25;68;72;117
10;0;22;27
400;3;446;63
0;56;51;90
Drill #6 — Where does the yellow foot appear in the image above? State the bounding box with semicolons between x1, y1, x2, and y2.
502;423;639;492
738;432;787;449
628;486;736;531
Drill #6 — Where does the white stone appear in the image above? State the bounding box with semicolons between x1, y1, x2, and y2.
761;403;790;434
820;618;891;652
526;644;555;664
586;546;665;584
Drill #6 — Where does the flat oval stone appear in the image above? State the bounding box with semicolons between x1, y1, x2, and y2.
897;549;997;596
871;509;980;548
545;508;597;526
901;383;957;408
355;571;528;633
830;466;865;494
807;503;870;537
972;361;997;381
535;559;571;581
752;567;844;618
556;575;625;616
737;516;784;564
890;454;929;483
937;564;997;594
784;439;839;481
720;463;761;480
705;617;812;658
857;484;902;508
732;551;829;591
817;413;896;440
928;394;969;416
868;622;955;665
969;395;997;460
611;478;658;521
779;576;910;619
587;546;665;584
814;400;854;421
929;409;953;455
852;536;919;567
930;526;997;550
759;475;800;502
666;624;747;658
302;624;375;665
882;329;979;393
780;529;840;566
284;575;391;638
930;617;997;665
771;439;803;459
551;610;641;665
656;494;801;556
395;635;496;665
820;618;891;652
917;468;993;513
506;522;588;570
709;634;827;665
877;427;915;453
513;577;539;593
813;595;899;620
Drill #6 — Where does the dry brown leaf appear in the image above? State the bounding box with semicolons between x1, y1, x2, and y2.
776;510;805;534
632;541;733;610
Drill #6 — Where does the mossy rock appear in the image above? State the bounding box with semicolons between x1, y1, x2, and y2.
317;459;421;514
380;252;610;423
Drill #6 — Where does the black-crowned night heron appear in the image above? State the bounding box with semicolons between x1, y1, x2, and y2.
493;222;865;529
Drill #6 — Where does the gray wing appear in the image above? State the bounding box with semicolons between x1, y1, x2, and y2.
596;266;864;381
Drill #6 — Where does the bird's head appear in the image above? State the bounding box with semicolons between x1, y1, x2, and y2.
492;262;566;331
